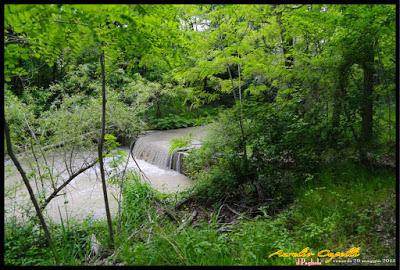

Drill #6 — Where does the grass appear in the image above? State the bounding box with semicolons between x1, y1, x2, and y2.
289;162;395;259
4;163;396;266
4;216;109;265
169;133;193;154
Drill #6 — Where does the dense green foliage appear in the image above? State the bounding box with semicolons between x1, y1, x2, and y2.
169;133;193;154
5;165;395;266
4;4;396;266
5;4;395;154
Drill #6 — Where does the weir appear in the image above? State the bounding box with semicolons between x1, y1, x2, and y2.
5;126;207;223
131;126;207;173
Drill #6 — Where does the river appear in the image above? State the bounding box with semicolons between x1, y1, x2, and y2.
4;126;207;223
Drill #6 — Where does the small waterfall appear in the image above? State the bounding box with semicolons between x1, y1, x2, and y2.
169;151;186;173
176;152;183;173
132;136;171;169
131;127;207;172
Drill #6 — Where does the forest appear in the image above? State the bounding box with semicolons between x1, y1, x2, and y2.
3;4;397;266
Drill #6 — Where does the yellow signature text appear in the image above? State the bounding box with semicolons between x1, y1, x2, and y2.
317;247;360;263
268;247;314;258
268;247;360;263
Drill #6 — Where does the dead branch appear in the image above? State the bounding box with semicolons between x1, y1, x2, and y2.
175;197;193;210
25;116;56;191
155;201;180;224
40;159;97;211
117;138;136;231
69;145;75;174
5;35;30;45
177;210;198;232
225;204;241;216
128;138;151;183
29;137;45;191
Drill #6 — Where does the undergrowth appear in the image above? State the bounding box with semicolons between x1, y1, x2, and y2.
4;163;395;266
169;133;193;154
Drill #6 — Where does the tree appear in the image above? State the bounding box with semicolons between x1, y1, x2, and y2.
4;121;53;245
328;4;395;163
98;49;114;246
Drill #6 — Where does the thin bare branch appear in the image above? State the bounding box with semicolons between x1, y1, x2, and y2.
4;120;53;245
40;159;97;211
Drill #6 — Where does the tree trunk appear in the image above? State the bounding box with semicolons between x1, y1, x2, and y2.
237;57;248;175
360;60;374;164
332;78;345;130
275;8;294;69
4;120;52;245
99;50;114;247
331;63;349;143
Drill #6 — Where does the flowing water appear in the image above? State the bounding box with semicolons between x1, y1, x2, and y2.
4;126;207;223
132;126;207;171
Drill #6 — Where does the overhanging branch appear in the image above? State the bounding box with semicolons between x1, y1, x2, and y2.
40;159;97;211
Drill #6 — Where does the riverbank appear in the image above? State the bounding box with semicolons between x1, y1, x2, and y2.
4;126;207;223
5;162;396;266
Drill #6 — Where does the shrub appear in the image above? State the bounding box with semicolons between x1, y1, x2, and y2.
38;91;144;148
4;90;36;151
185;99;325;209
169;133;193;154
